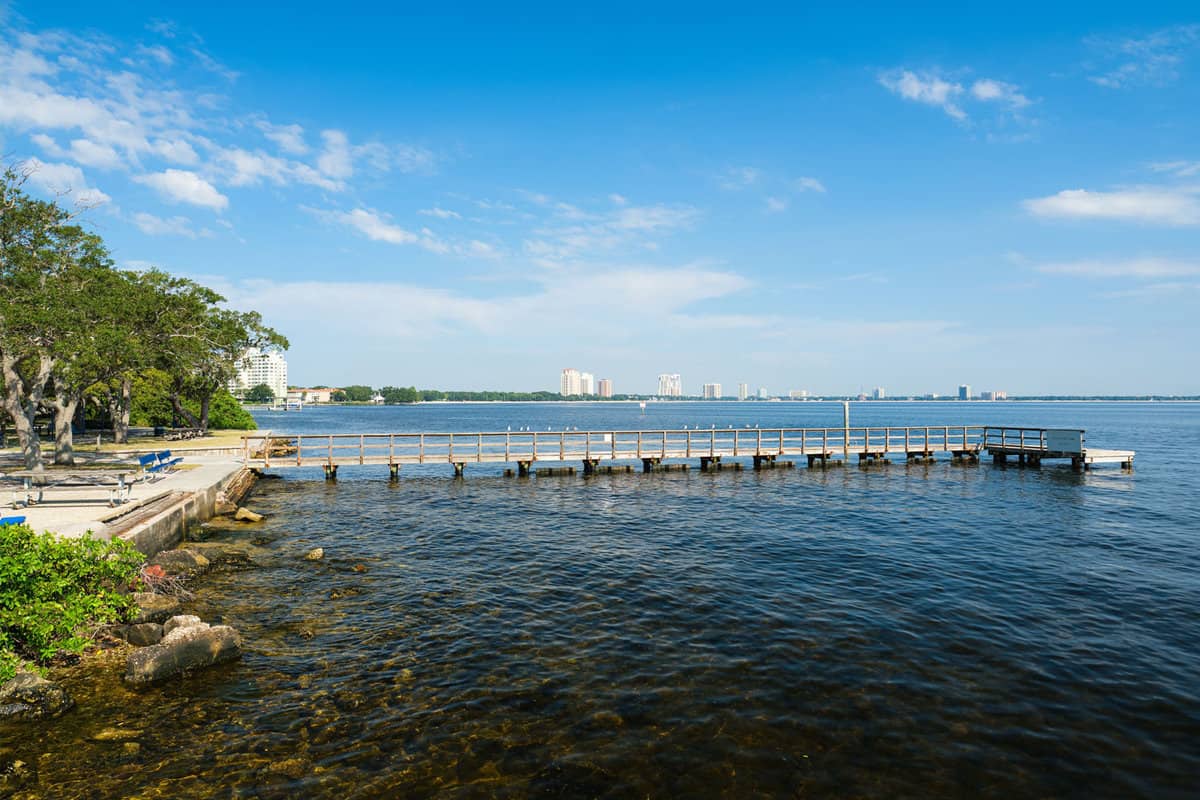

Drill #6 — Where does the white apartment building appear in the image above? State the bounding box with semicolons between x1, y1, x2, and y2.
580;372;595;395
657;373;683;397
561;368;582;396
702;383;722;400
873;387;886;400
737;383;749;401
231;346;288;401
789;389;809;400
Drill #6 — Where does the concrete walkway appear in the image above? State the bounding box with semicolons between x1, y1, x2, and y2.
3;454;245;539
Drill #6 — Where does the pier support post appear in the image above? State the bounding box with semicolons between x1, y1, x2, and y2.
1071;457;1083;472
453;462;465;478
582;459;599;475
517;460;532;477
753;455;777;470
700;456;721;472
389;464;399;480
641;457;661;473
323;464;337;481
993;453;1007;465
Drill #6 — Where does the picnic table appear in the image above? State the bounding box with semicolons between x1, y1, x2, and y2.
4;470;137;508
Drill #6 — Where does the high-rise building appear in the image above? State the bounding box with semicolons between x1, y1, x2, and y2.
231;346;288;402
789;389;809;400
958;384;972;401
580;372;595;395
873;387;886;400
561;368;582;396
657;373;682;397
737;383;749;401
597;378;613;398
702;383;722;399
757;387;768;399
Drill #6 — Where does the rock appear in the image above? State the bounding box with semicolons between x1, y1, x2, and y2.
269;757;311;779
120;622;163;646
0;671;74;721
124;624;242;685
304;547;324;561
130;592;181;624
162;615;204;636
0;758;34;793
92;727;143;742
234;507;264;523
215;499;238;515
147;549;210;578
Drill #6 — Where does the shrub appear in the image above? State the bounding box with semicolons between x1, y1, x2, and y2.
0;524;144;682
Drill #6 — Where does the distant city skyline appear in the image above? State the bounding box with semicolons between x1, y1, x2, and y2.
3;6;1198;394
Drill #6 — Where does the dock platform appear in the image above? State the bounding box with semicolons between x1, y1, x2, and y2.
241;426;1134;478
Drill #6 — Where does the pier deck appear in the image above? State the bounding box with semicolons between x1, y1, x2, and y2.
241;426;1133;477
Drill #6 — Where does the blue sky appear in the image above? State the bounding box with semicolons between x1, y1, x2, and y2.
2;2;1198;395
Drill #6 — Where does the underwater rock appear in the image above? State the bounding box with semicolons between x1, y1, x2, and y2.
0;758;34;793
119;623;163;647
124;621;242;685
0;671;74;721
304;548;324;561
130;592;181;624
147;548;210;578
234;507;264;523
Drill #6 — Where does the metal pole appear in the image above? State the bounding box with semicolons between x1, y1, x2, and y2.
842;401;850;461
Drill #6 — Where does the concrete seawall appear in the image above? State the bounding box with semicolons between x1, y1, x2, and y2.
114;465;258;555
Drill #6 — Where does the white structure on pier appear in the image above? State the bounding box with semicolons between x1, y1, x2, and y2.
231;346;288;402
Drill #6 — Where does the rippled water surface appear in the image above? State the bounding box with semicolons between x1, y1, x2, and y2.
4;402;1200;798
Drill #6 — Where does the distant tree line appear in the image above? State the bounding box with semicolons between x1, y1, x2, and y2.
0;166;287;471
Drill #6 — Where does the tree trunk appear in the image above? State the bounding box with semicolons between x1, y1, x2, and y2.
1;352;53;472
199;393;211;431
51;391;80;465
169;391;201;429
107;377;132;444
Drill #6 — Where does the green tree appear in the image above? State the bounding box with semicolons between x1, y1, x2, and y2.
337;384;374;402
245;383;275;403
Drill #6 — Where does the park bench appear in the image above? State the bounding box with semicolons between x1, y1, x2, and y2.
8;470;135;508
156;450;184;471
138;453;167;481
0;516;25;526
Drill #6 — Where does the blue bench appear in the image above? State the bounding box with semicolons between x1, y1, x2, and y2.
0;516;26;526
157;451;184;471
138;453;167;481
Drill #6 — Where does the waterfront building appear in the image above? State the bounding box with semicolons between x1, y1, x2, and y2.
561;368;582;396
702;383;722;400
980;390;1008;401
757;387;768;399
231;346;288;402
789;390;809;400
580;372;595;396
657;373;683;397
288;387;337;404
597;378;613;398
959;384;972;400
738;383;749;401
873;387;886;400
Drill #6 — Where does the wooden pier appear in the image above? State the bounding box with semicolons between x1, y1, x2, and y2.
241;426;1133;478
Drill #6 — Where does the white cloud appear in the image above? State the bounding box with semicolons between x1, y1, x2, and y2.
131;211;201;238
257;120;307;155
1149;160;1200;178
152;138;199;165
879;70;966;120
135;44;173;66
23;158;110;206
970;79;1030;109
793;176;826;193
419;206;461;219
609;193;628;206
133;168;228;211
317;129;353;178
1037;258;1200;278
765;196;788;213
326;207;417;244
1023;187;1200;225
1088;24;1200;88
717;166;762;190
190;48;239;81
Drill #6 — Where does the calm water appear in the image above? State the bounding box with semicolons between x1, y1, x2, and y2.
4;402;1199;798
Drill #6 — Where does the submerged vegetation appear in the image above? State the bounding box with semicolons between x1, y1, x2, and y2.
0;523;144;682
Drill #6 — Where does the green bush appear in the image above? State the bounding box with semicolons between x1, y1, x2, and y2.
0;524;144;682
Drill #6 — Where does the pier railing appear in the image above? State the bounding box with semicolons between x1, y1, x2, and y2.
243;426;990;468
